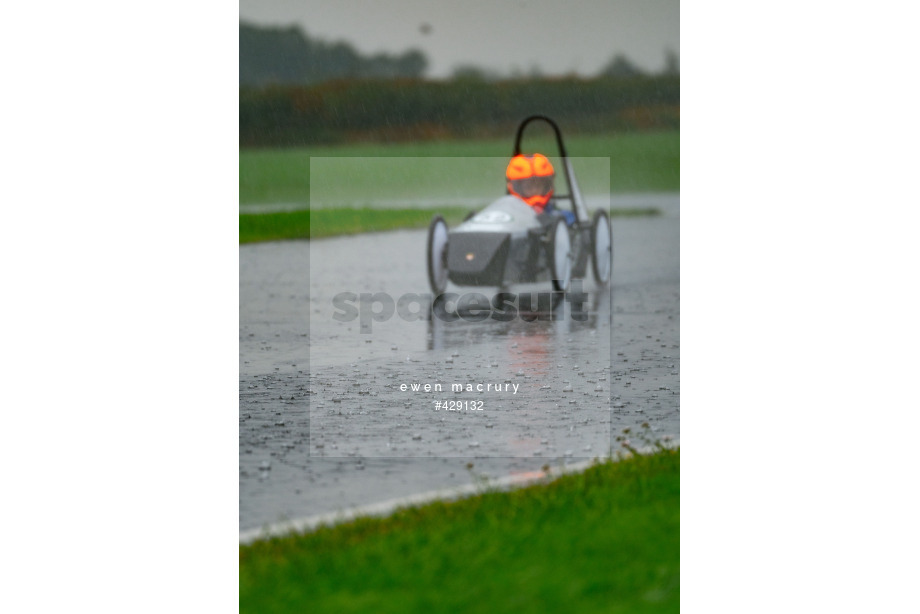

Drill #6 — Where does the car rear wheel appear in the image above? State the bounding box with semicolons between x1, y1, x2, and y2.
549;218;572;292
426;215;449;294
590;209;611;285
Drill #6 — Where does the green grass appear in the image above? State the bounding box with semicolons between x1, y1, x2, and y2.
239;207;474;243
239;207;660;243
239;131;679;206
239;448;679;614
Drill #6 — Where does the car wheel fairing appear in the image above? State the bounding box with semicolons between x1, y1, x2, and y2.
590;209;611;285
427;215;449;294
550;218;572;292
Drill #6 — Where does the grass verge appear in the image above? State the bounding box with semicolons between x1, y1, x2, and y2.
239;448;679;614
240;131;679;205
239;207;659;243
239;207;472;244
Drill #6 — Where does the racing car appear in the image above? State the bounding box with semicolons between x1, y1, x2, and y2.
426;115;611;294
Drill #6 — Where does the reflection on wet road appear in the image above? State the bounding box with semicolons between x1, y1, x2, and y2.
240;201;678;532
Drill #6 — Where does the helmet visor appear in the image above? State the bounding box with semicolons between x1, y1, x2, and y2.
510;176;554;199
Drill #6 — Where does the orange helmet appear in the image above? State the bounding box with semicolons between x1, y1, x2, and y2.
506;153;555;211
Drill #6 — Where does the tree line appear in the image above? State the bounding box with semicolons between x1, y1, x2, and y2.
240;21;678;87
240;22;427;86
240;75;679;147
239;22;679;147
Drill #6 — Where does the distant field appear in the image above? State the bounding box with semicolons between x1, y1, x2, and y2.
240;131;679;206
240;448;679;614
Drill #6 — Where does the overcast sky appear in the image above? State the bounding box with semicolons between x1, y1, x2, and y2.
239;0;679;79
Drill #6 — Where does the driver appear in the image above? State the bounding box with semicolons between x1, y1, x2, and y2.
505;153;575;225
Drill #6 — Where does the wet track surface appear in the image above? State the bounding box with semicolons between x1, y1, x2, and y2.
240;197;679;532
